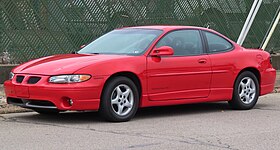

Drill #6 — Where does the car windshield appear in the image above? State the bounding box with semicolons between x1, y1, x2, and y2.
78;28;163;55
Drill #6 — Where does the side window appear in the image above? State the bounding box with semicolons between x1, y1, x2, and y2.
156;30;203;56
204;31;233;53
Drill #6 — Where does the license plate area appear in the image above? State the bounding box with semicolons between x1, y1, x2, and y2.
15;85;30;98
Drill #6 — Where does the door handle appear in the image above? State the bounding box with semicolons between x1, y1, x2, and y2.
198;58;207;64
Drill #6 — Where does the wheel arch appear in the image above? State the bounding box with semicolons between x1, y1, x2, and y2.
101;71;142;100
235;67;261;93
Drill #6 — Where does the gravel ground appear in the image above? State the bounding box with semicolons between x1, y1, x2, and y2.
0;93;280;150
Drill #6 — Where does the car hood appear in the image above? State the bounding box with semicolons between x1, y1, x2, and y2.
13;54;131;75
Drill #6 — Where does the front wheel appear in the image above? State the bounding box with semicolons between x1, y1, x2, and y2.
229;71;259;110
99;77;139;122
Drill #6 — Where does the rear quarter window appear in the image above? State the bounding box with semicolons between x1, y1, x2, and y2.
204;31;233;53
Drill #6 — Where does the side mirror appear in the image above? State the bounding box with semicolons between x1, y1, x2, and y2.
150;46;174;57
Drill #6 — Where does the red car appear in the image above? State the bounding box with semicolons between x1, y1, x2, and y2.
4;26;276;122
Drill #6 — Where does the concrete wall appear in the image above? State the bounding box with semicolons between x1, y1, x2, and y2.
0;65;17;84
272;55;280;70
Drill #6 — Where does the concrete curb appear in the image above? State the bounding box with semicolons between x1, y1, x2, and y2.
275;87;280;93
0;103;31;114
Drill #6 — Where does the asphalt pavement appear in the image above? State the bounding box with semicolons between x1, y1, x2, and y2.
0;93;280;150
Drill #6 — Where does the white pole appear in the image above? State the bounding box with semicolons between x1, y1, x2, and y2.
237;0;259;45
261;7;280;50
237;2;257;44
241;0;262;45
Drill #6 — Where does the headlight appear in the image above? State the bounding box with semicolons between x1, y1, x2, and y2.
9;72;14;80
49;75;91;83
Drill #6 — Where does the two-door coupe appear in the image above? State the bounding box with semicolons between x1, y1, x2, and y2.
4;26;276;122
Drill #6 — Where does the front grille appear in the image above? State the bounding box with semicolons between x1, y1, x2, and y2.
7;98;57;109
27;77;41;84
16;75;24;83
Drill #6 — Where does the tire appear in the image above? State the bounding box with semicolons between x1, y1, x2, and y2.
33;109;60;115
99;76;139;122
229;71;259;110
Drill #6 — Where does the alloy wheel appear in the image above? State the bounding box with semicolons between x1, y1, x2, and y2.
238;77;256;104
110;84;134;116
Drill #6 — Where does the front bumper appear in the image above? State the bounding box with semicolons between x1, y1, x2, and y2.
4;74;105;111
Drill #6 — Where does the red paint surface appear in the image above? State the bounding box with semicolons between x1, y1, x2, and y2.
4;26;276;111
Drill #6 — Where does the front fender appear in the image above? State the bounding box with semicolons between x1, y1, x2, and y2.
74;55;147;95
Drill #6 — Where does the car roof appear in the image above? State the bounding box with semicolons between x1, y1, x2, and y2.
119;25;236;45
125;25;213;32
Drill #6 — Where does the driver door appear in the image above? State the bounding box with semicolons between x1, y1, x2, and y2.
147;29;212;101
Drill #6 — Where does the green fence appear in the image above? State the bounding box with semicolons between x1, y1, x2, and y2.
0;0;280;64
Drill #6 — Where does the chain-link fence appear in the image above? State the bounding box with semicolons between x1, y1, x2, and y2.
0;0;280;64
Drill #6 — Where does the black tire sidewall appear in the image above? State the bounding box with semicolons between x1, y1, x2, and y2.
232;71;260;109
100;77;139;122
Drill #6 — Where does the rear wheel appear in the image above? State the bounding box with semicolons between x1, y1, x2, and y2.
229;71;259;110
99;76;139;122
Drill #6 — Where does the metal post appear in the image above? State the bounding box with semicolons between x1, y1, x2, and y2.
237;0;262;46
261;5;280;50
237;0;258;45
242;0;262;44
